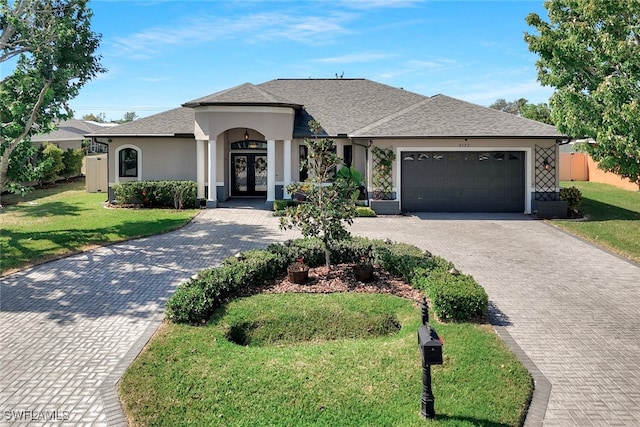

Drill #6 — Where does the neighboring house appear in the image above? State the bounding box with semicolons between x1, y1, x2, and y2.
31;119;113;152
87;78;567;213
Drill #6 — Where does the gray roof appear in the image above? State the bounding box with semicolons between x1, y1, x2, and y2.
351;94;563;138
87;78;564;139
31;119;107;142
258;79;426;136
88;107;195;137
182;82;301;108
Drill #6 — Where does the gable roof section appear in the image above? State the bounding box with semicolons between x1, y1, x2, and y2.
351;94;563;138
87;107;195;137
258;79;427;136
182;82;301;108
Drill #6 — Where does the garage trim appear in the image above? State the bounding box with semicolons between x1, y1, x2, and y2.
395;146;532;214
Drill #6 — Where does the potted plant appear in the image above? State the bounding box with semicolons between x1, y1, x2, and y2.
353;255;375;282
287;257;309;284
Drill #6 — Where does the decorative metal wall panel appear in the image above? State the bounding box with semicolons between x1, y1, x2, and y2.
535;145;557;201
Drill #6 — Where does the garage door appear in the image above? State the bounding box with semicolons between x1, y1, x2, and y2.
401;151;525;212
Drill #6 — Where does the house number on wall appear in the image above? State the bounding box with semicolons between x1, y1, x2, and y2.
458;143;470;147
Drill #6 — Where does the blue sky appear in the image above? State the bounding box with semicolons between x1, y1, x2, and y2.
69;0;553;121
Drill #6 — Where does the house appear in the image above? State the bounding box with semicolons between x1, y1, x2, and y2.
87;78;567;213
31;118;113;152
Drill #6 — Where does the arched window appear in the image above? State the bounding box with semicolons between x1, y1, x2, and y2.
119;147;138;177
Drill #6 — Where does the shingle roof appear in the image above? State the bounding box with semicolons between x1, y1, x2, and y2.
351;94;563;138
182;82;301;108
259;79;427;137
87;107;195;137
87;79;564;139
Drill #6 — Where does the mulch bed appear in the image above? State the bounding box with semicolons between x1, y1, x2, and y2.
250;263;423;303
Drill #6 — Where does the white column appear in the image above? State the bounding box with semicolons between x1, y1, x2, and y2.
196;139;205;199
267;139;276;202
283;139;292;199
335;139;345;168
207;137;217;207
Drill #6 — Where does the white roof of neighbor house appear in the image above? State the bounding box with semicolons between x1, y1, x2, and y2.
31;119;112;142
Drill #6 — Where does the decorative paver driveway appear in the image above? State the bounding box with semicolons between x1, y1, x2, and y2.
0;207;299;426
2;209;640;426
350;213;640;426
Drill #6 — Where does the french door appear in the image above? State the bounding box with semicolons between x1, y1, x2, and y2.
231;153;267;197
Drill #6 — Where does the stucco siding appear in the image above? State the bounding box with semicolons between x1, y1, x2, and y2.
108;137;197;183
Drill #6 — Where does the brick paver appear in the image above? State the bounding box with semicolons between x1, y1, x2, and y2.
2;208;639;425
349;213;640;426
0;207;299;426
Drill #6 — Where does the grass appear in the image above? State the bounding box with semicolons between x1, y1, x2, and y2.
0;179;199;274
555;181;640;263
119;293;532;427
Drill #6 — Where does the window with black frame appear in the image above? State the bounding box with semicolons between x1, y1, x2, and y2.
119;147;138;177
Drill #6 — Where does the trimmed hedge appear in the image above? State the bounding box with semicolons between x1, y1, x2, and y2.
166;250;288;324
355;207;376;217
166;237;489;324
413;270;488;322
112;180;197;209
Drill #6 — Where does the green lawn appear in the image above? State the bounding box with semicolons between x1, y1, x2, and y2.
120;293;532;427
556;182;640;263
0;179;199;274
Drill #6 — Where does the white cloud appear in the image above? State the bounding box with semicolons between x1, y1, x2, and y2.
109;11;353;59
313;52;397;64
338;0;425;10
138;76;172;83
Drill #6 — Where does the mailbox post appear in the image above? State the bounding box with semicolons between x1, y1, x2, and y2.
418;297;442;419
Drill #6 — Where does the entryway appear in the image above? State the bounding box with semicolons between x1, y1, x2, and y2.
231;153;267;197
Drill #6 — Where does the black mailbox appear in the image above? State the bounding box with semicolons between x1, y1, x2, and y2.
418;325;443;365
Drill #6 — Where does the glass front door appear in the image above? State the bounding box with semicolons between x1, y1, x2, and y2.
231;153;267;197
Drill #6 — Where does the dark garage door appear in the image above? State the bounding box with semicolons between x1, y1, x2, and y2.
401;151;525;212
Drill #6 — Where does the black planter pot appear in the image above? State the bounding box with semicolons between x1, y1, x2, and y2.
353;264;374;282
287;267;309;284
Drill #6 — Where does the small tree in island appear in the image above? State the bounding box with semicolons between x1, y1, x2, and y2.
279;121;358;268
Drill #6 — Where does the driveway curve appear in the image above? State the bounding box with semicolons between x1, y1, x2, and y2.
1;207;299;426
350;213;640;426
2;209;640;426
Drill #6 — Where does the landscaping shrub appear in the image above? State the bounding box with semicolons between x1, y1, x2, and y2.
560;186;582;214
38;142;64;185
112;180;197;209
224;309;401;346
273;199;297;211
414;270;488;322
61;148;84;179
355;206;376;217
167;237;489;324
165;250;287;324
371;241;436;283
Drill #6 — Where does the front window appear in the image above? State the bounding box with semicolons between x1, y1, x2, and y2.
119;148;138;177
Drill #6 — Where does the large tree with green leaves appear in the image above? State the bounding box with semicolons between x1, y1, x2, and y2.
525;0;640;185
489;98;554;125
0;0;104;193
279;121;358;268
